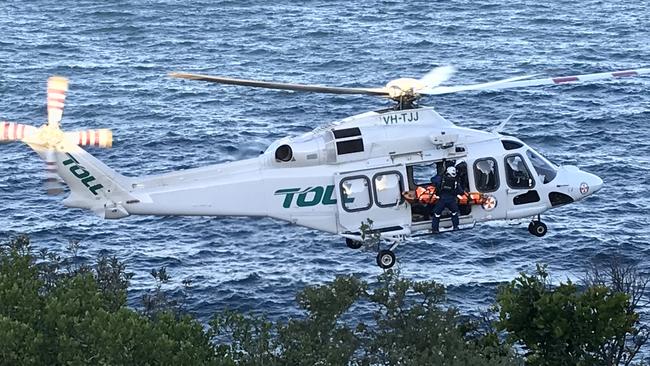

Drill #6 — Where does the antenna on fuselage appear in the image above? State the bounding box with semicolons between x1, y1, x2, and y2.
492;113;514;134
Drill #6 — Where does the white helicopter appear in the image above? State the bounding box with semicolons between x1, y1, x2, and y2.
1;67;648;268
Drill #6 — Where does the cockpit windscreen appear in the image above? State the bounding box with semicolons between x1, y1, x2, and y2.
526;150;557;184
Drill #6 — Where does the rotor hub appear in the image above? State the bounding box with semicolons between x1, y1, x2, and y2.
36;123;65;149
385;77;427;100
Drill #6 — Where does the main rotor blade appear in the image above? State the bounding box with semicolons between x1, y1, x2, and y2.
170;72;388;96
422;68;650;95
419;65;456;89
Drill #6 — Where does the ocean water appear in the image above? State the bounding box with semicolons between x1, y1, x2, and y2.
1;0;649;333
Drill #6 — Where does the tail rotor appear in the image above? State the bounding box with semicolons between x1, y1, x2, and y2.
2;76;114;197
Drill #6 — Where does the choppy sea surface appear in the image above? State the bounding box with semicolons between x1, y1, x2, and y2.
1;0;649;341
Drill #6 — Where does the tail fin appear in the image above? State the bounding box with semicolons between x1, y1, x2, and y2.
31;143;136;219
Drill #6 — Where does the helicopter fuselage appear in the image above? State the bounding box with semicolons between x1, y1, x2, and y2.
6;67;645;269
53;107;601;243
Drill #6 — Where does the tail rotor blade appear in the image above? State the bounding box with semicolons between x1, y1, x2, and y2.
47;76;69;128
1;121;36;143
44;150;64;195
66;129;113;148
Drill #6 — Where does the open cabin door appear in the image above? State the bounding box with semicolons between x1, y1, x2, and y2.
334;165;411;239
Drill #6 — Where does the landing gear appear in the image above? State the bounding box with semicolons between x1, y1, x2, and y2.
376;240;401;269
528;215;548;237
346;236;400;269
376;250;396;269
346;238;363;249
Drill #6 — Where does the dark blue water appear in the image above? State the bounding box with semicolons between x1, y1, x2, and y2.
1;0;649;331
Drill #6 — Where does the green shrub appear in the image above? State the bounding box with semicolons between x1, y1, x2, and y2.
0;235;224;366
496;264;641;366
2;235;646;366
211;271;521;366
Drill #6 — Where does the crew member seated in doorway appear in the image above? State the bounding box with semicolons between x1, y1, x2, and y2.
431;166;465;232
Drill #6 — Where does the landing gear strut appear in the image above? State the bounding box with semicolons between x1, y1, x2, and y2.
345;237;400;269
528;215;548;237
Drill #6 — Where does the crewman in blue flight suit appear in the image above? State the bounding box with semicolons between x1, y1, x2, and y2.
431;166;465;233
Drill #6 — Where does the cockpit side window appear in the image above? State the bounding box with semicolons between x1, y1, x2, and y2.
526;150;557;184
473;158;499;192
505;154;535;189
502;140;523;150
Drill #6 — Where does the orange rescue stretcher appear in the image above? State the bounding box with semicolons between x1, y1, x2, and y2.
402;186;489;206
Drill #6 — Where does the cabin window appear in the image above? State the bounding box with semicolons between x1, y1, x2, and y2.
526;150;557;184
340;176;372;212
505;154;535;189
373;171;404;208
474;158;499;192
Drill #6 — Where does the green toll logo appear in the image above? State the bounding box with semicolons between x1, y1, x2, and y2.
62;153;104;195
275;185;352;208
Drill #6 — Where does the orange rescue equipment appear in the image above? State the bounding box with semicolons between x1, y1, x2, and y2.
415;185;438;205
457;192;487;205
405;188;490;206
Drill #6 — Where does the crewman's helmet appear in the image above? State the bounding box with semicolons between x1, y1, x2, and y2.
446;166;457;177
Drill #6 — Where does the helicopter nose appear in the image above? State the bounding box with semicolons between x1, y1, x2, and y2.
555;165;603;201
590;174;603;193
576;171;603;198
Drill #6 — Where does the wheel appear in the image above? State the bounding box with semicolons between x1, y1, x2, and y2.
346;238;363;249
376;250;396;269
530;221;547;237
528;221;535;235
533;221;548;237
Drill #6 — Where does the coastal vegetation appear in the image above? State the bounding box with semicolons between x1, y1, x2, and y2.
0;235;647;365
